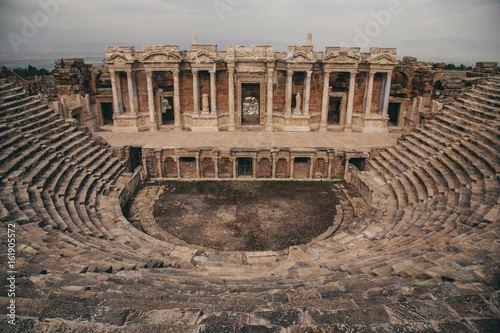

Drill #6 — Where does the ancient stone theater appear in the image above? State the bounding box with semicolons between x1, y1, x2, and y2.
0;34;499;332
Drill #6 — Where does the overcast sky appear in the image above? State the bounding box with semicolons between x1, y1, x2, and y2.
1;0;499;64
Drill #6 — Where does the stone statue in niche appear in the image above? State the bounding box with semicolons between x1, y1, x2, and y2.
161;97;171;113
294;93;302;113
202;93;210;112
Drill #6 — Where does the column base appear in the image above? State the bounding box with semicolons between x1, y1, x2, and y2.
228;123;236;132
149;122;157;132
344;125;353;133
319;124;328;132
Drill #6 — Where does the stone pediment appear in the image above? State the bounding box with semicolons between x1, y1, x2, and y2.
189;51;220;64
142;52;181;63
369;54;399;65
104;54;130;64
291;51;316;64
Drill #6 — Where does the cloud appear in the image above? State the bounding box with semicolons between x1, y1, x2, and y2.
0;0;498;63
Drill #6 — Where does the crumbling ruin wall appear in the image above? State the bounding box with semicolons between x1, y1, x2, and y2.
392;58;499;131
53;58;91;97
52;58;98;130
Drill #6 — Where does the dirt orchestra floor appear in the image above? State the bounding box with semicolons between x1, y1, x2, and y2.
127;181;345;251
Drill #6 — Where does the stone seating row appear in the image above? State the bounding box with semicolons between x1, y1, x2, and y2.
0;80;135;246
0;82;21;98
351;76;500;283
1;75;499;332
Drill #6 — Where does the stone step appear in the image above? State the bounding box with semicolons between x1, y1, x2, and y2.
436;152;470;188
414;128;449;150
464;139;500;175
0;85;23;98
412;168;436;198
443;149;480;183
464;91;500;108
0;95;36;112
453;143;496;179
472;86;500;101
457;96;500;115
2;103;48;123
0;99;40;118
475;84;500;99
445;104;494;129
428;159;459;191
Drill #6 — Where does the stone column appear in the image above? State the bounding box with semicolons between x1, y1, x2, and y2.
266;67;274;131
228;66;236;131
320;71;331;131
309;158;314;180
232;157;237;179
176;158;181;178
253;157;257;179
364;71;375;114
192;69;199;113
173;69;181;131
209;69;217;113
116;72;124;113
155;149;163;178
290;158;294;179
344;156;350;179
327;155;333;179
214;152;219;179
345;71;356;131
195;156;200;179
381;72;392;115
304;70;312;114
272;151;277;179
142;156;149;178
379;75;386;112
155;149;162;178
110;70;123;114
126;70;138;113
146;70;156;131
285;70;293;115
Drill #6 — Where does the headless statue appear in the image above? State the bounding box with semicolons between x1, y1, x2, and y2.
202;93;209;112
294;93;302;113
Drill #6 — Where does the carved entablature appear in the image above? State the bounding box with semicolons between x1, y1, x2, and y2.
191;44;218;52
286;46;317;64
104;46;136;65
323;47;361;64
143;45;180;53
142;51;182;64
227;45;274;62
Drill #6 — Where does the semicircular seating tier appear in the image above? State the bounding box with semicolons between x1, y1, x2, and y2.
0;76;499;332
